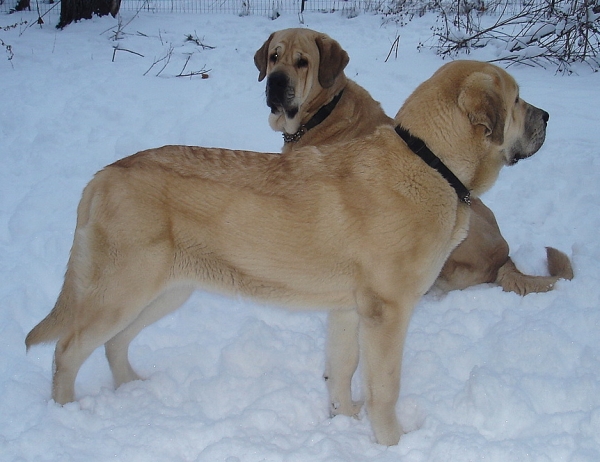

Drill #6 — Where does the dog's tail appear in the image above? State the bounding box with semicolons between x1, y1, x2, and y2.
26;180;98;351
25;289;71;350
496;247;574;296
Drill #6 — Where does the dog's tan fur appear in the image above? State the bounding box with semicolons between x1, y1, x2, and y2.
254;29;573;295
27;61;547;445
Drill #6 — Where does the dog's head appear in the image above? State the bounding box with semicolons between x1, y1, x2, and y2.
254;28;349;135
396;60;548;196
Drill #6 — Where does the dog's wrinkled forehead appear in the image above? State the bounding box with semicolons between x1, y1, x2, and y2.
255;29;348;88
268;32;318;68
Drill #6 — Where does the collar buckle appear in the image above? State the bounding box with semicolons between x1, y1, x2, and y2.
395;125;471;206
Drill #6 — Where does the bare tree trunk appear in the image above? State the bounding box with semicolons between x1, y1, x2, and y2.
58;0;121;29
14;0;31;11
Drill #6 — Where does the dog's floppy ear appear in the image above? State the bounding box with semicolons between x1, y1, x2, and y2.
315;34;349;88
254;33;275;82
458;72;506;145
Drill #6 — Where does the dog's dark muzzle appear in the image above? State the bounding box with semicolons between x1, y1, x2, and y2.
266;71;297;117
509;104;549;165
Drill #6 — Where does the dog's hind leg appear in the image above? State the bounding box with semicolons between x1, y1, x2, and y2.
105;286;194;388
324;309;362;417
52;295;149;405
51;261;172;404
53;331;98;405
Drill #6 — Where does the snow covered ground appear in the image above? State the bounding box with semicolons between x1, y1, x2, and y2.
1;8;599;461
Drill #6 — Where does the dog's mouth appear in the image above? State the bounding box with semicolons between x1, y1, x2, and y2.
268;101;298;119
508;152;528;166
268;102;282;114
507;135;545;166
507;106;549;166
508;130;547;165
507;135;546;165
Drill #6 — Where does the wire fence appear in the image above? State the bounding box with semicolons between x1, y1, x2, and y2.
0;0;368;17
0;0;554;20
125;0;357;15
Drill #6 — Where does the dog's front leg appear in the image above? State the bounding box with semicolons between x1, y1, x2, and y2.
357;289;412;446
324;309;362;417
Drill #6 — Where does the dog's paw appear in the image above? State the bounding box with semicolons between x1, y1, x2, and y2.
329;400;363;418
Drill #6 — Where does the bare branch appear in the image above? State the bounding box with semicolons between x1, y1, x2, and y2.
144;44;174;77
112;45;144;62
385;34;400;62
426;0;600;72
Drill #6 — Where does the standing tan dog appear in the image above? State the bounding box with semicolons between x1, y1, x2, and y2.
28;61;547;445
254;29;573;295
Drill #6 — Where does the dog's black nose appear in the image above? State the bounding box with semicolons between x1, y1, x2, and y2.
542;110;549;123
266;71;292;112
266;71;288;94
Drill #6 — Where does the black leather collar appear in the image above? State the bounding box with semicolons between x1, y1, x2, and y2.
283;90;344;143
395;125;471;205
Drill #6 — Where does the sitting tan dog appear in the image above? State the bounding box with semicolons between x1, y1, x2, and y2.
254;29;573;295
28;60;548;445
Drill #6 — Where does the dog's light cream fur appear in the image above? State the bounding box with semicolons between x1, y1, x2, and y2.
27;61;548;445
254;29;573;295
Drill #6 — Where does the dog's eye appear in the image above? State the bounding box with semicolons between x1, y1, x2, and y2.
270;53;278;64
515;95;520;104
297;57;308;68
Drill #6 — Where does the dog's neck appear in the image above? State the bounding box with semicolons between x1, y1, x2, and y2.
282;90;345;144
395;126;471;206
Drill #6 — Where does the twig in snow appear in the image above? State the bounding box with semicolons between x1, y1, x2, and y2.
385;34;400;62
144;44;174;77
184;32;215;50
112;44;144;62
